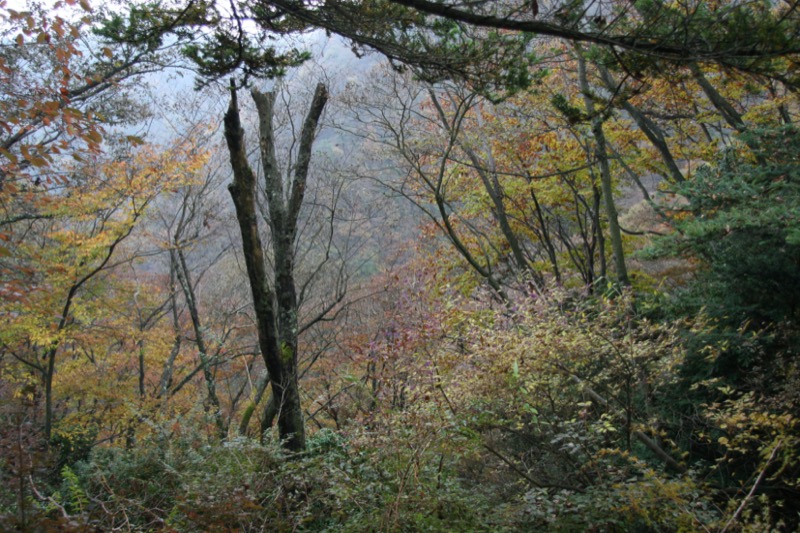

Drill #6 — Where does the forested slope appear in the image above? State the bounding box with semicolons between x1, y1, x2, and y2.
1;1;799;531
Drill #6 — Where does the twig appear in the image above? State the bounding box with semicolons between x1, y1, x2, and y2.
720;439;782;533
564;369;687;473
28;475;69;519
481;442;542;487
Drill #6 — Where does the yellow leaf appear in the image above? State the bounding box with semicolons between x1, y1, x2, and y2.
30;156;49;168
85;130;102;144
0;148;18;165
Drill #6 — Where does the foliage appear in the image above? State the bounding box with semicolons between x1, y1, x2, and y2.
648;125;800;325
1;1;800;532
95;0;311;86
55;425;493;531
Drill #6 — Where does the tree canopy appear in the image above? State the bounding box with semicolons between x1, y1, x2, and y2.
96;1;800;91
1;0;800;531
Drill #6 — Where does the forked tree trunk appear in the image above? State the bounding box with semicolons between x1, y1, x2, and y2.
576;50;630;288
224;81;327;451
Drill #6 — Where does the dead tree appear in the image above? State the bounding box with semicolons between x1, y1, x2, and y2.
224;81;328;451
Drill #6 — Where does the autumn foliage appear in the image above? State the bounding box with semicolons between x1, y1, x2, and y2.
1;0;800;532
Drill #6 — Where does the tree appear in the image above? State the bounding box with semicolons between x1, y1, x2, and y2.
97;1;800;106
0;138;208;440
254;0;800;91
649;125;800;324
377;0;800;71
0;0;193;328
224;81;328;450
344;60;627;294
574;46;630;287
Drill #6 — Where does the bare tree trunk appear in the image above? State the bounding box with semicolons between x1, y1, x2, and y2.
259;395;278;442
159;263;182;400
596;66;685;184
689;63;746;133
238;373;269;436
172;247;226;438
592;184;607;284
576;49;630;287
224;81;328;452
528;186;561;283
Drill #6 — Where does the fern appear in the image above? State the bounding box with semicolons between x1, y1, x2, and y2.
60;465;88;515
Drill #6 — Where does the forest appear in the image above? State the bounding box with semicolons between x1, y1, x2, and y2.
1;0;799;531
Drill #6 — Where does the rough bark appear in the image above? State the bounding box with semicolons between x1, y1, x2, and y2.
238;373;270;435
224;81;327;451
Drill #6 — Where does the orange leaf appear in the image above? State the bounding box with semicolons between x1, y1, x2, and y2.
42;101;60;115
